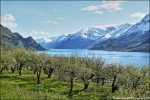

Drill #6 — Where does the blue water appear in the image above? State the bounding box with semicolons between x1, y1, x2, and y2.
40;49;150;66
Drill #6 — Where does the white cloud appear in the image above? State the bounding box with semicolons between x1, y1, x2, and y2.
82;5;101;11
94;11;103;15
56;17;65;20
31;30;49;35
81;0;123;15
44;20;59;25
44;17;65;25
130;13;146;19
0;14;17;29
91;24;121;30
101;0;123;11
47;20;58;24
53;9;58;12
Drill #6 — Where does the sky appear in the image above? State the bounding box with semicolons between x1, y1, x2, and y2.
1;0;149;39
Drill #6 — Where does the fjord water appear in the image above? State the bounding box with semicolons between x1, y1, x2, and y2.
41;49;149;66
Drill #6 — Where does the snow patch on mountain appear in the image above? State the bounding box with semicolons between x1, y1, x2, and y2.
109;23;133;37
124;13;149;36
65;28;106;41
103;33;111;39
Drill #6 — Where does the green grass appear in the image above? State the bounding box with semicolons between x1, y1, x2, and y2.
0;70;112;100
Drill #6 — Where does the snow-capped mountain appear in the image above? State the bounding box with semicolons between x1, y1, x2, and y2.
124;13;149;36
36;34;67;49
91;13;150;52
52;24;133;49
102;23;133;40
54;28;105;49
65;28;106;40
110;23;133;37
36;23;133;49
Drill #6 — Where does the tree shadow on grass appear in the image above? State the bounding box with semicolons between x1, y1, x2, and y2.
62;88;84;96
73;89;84;95
1;74;35;85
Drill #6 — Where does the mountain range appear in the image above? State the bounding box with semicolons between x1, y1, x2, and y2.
91;13;150;52
36;23;133;49
0;24;45;51
36;13;149;52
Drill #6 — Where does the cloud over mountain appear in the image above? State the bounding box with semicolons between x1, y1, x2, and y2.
82;0;123;15
0;14;17;29
130;12;146;19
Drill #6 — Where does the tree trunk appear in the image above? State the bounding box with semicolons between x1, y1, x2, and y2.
36;70;41;84
18;65;22;76
26;66;29;70
19;69;22;76
11;67;15;73
96;77;100;84
6;66;8;71
47;68;54;78
48;73;51;78
34;69;37;74
112;75;117;93
69;72;74;97
37;74;40;84
83;80;89;90
132;77;140;89
18;62;24;76
0;68;5;74
89;73;94;79
101;77;105;85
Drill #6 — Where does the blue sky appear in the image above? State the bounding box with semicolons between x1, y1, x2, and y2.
1;0;149;39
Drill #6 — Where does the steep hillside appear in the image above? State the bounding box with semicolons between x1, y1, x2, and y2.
0;24;45;51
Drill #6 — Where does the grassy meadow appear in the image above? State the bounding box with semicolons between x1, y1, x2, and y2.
1;70;111;100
